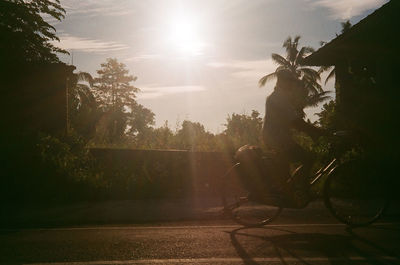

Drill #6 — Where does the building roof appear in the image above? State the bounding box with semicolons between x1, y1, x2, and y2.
302;0;399;66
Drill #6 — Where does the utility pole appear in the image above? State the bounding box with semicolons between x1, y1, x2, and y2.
66;50;74;135
66;76;70;135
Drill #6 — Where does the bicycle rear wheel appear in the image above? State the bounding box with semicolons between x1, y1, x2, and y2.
324;161;388;227
221;164;283;227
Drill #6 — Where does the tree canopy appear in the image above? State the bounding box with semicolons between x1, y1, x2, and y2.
94;58;139;110
89;58;156;144
259;36;330;117
259;36;321;94
224;110;263;148
0;0;67;64
68;72;101;140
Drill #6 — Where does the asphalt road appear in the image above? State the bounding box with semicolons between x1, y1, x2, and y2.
1;221;400;265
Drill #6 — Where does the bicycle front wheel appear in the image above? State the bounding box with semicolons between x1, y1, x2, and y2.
221;163;283;227
324;161;388;227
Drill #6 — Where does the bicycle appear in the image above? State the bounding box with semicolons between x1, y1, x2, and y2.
220;135;389;227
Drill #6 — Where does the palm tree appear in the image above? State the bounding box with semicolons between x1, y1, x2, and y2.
68;71;96;113
67;71;100;138
259;35;330;112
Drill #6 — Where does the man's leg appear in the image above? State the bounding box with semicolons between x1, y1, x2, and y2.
283;143;314;207
235;145;268;197
286;143;314;180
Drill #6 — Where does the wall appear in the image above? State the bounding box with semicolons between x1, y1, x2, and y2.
89;148;237;200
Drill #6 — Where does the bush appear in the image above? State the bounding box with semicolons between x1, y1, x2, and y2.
0;131;101;205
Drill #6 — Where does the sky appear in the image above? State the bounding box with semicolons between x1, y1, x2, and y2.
52;0;388;133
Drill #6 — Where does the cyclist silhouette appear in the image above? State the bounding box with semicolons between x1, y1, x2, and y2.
235;69;324;206
263;69;322;182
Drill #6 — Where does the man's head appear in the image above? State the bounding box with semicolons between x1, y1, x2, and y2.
275;69;307;107
276;69;300;91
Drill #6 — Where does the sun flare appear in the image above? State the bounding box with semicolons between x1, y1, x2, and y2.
168;15;204;57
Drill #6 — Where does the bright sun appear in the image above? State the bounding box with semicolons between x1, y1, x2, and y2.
168;15;204;57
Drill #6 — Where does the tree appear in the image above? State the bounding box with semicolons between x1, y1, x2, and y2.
0;0;67;64
223;110;263;148
1;1;71;133
175;120;215;151
94;58;139;110
259;36;330;116
127;101;156;147
259;36;322;94
316;100;338;130
67;72;101;140
92;58;140;143
147;121;174;149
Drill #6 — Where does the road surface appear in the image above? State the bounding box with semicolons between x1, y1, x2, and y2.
1;221;399;265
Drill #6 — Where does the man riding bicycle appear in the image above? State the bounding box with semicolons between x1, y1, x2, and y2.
263;69;322;179
226;69;388;226
236;69;324;207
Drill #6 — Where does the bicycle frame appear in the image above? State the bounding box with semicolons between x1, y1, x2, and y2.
228;156;339;192
309;158;338;186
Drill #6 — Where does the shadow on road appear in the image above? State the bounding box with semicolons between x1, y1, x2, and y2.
346;226;400;262
228;226;400;265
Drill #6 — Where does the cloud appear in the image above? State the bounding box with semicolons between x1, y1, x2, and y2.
42;14;62;25
138;85;206;99
307;0;388;19
207;59;276;85
125;54;161;62
61;0;134;17
53;34;129;53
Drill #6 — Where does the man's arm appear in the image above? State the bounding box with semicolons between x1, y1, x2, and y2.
292;118;325;140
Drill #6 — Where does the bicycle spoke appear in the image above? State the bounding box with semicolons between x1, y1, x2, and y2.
324;161;388;227
221;164;282;227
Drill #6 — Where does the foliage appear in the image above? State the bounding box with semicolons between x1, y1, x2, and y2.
65;59;157;146
174;120;215;151
223;110;263;149
260;36;321;94
68;72;102;140
94;58;139;110
143;122;175;149
91;58;153;144
311;100;365;164
121;110;264;152
93;107;128;144
259;36;330;117
0;0;67;64
126;102;156;148
127;101;156;138
37;133;92;181
0;132;102;204
316;100;338;130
